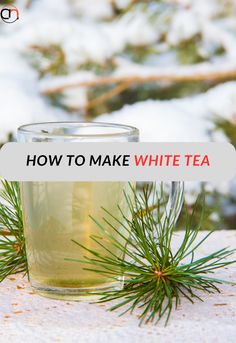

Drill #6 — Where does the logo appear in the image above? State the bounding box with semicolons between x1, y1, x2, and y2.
0;5;19;24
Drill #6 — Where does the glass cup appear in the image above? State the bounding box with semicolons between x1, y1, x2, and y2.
17;122;183;300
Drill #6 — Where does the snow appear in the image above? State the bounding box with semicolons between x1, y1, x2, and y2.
62;24;115;67
39;72;95;93
0;0;235;203
206;82;236;120
0;49;71;142
71;0;114;20
1;0;235;139
115;0;132;9
191;0;221;19
202;22;236;59
113;57;236;79
22;0;71;19
96;81;236;142
119;12;160;46
2;0;235;78
168;10;201;45
1;0;235;143
97;100;209;142
62;88;88;109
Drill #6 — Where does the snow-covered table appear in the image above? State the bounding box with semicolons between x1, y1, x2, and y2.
0;231;235;343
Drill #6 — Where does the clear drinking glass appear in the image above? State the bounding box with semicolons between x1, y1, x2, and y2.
17;122;183;300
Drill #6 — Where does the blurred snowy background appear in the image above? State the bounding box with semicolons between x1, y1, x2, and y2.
0;0;236;229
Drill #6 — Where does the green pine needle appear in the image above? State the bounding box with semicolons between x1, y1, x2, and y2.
0;179;27;282
68;184;236;326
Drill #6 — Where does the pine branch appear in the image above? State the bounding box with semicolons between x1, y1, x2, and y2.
0;180;27;282
68;184;236;326
40;62;236;95
38;16;236;96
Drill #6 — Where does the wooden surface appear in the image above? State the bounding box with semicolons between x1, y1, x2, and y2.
0;230;236;343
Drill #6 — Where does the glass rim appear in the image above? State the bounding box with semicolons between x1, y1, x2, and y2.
17;121;139;139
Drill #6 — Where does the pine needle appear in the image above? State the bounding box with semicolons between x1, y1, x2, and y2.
0;179;27;282
68;184;236;326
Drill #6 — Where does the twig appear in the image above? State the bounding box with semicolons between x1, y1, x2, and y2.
86;82;130;110
41;64;236;95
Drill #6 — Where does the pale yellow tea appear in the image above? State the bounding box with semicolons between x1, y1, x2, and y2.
21;181;132;298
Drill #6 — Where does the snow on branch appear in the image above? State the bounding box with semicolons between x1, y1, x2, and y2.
40;20;236;96
40;60;236;95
